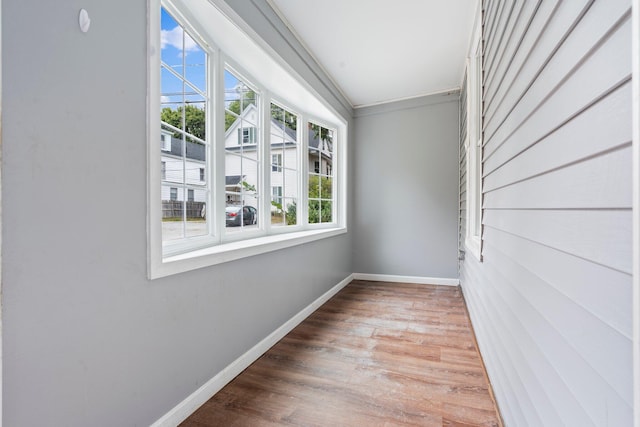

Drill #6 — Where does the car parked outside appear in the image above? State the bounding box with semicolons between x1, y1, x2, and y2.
225;205;257;226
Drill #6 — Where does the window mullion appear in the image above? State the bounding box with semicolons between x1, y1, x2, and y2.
300;114;309;227
262;91;272;233
214;50;226;242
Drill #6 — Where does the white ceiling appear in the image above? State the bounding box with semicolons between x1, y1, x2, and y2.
269;0;478;108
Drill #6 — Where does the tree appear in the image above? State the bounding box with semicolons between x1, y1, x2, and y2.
285;175;333;225
161;105;206;140
271;104;297;132
308;175;333;223
225;88;257;131
309;123;332;146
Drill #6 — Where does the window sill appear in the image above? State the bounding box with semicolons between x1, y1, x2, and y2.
150;227;347;279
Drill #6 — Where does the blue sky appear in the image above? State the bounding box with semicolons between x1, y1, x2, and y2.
161;8;243;111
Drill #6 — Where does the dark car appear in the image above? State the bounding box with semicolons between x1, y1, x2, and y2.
225;205;257;226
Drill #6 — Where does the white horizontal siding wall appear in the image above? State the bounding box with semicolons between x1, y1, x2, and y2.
460;0;633;426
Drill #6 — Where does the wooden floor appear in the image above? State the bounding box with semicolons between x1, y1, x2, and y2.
181;280;502;426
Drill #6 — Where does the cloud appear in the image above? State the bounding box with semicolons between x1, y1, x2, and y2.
161;26;199;54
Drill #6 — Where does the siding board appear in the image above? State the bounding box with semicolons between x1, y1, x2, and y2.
484;227;632;338
482;0;563;131
462;257;550;427
484;1;528;94
483;82;631;192
483;209;632;274
483;0;543;114
485;5;631;166
485;16;632;171
459;0;633;425
483;0;508;74
483;145;632;210
483;0;592;139
483;240;633;407
480;246;633;426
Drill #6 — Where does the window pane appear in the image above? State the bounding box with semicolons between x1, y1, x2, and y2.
320;176;332;199
185;194;207;238
307;122;335;224
161;7;209;245
225;68;260;234
270;103;298;227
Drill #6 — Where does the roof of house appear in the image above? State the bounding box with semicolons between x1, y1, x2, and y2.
163;136;206;162
225;175;244;186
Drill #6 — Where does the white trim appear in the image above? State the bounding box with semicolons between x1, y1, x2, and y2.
353;91;460;118
154;227;346;279
353;87;461;110
464;3;483;262
150;274;354;427
352;273;459;287
632;0;640;424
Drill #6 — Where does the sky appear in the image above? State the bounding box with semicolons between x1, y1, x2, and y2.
161;8;244;112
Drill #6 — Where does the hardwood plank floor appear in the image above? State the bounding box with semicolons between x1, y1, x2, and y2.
180;280;502;426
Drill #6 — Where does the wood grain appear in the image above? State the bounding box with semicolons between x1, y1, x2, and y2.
180;280;502;426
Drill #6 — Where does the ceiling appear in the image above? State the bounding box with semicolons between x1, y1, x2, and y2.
269;0;478;108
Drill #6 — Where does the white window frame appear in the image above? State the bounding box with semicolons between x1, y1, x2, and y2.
148;0;347;279
465;5;483;261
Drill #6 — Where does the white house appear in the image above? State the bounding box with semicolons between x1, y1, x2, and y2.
160;129;207;205
224;103;333;214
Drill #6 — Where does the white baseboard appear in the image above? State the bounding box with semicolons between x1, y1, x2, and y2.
151;273;354;427
352;273;459;286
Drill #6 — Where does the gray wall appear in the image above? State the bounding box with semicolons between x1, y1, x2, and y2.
460;0;633;425
2;1;352;425
353;95;460;279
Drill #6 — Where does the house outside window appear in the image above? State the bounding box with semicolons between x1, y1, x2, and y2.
170;187;178;201
199;167;205;182
161;161;166;180
188;189;194;202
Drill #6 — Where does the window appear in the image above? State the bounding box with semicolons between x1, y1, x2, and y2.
149;0;347;278
270;103;299;227
159;5;209;242
238;127;256;145
308;122;334;224
465;7;483;261
161;131;172;151
272;186;282;205
271;154;282;172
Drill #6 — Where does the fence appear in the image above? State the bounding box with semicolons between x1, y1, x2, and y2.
162;201;206;219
